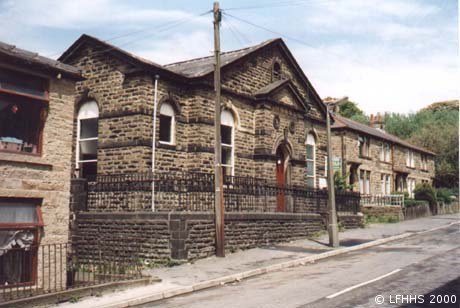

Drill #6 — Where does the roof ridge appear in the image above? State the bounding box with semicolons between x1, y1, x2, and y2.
165;38;279;67
332;114;435;155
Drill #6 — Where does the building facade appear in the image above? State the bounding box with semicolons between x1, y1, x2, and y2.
60;35;330;199
330;112;435;197
0;41;80;288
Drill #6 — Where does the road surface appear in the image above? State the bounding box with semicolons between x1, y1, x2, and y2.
138;222;460;308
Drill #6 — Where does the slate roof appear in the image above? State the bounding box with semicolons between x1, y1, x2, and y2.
0;41;81;79
331;113;436;155
164;38;279;78
254;79;289;97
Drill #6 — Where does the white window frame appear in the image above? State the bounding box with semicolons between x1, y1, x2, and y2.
76;101;98;169
406;149;415;168
360;170;371;195
358;135;370;157
159;103;175;145
380;143;391;162
407;178;416;198
306;134;316;188
221;110;234;176
380;173;391;195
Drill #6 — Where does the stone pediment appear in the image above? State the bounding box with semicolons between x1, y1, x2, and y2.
254;79;308;111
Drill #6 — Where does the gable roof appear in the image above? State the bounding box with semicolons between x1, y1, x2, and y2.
58;34;185;81
0;41;81;80
254;78;308;110
332;114;436;155
164;38;278;78
59;34;327;116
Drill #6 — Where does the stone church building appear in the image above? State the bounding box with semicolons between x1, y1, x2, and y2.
60;34;330;193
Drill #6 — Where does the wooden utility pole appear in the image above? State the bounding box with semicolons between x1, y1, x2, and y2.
326;105;339;247
213;1;225;257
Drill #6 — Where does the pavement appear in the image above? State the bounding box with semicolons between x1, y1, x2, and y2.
57;213;460;308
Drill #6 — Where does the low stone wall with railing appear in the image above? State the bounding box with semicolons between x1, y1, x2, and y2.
73;171;361;214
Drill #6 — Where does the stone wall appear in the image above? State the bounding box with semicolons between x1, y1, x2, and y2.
66;40;328;188
338;213;365;229
362;205;404;221
74;212;326;262
332;129;435;195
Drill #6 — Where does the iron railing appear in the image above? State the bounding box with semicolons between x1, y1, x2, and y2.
360;194;404;207
0;242;142;303
73;171;360;213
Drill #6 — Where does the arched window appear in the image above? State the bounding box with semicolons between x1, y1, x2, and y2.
306;134;316;188
159;103;175;144
77;101;98;178
221;110;234;177
272;61;281;81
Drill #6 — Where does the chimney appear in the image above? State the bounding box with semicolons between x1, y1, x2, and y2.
369;113;385;130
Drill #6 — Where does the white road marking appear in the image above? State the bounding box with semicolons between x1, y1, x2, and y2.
326;269;402;299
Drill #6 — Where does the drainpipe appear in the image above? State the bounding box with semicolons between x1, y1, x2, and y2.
151;75;160;212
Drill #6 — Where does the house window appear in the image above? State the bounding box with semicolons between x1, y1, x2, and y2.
77;101;98;178
0;69;48;155
359;170;371;195
358;135;370;158
0;198;43;286
380;174;391;195
221;110;234;177
159;103;175;144
421;155;428;171
272;62;282;81
406;149;415;168
407;178;416;198
306;134;316;188
380;143;391;162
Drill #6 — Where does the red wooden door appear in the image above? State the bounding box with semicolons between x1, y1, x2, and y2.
276;157;285;212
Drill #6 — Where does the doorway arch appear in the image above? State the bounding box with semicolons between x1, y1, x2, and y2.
275;143;291;212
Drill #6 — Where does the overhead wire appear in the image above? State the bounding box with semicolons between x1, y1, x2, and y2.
47;9;212;58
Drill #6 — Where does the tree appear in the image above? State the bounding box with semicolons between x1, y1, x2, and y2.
384;108;459;188
339;101;365;118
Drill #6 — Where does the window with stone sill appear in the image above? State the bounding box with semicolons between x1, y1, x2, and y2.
306;134;316;188
159;103;175;145
221;109;234;177
0;69;48;155
406;149;415;168
420;154;428;171
359;170;371;195
379;143;391;162
77;101;98;178
358;135;370;158
0;198;43;286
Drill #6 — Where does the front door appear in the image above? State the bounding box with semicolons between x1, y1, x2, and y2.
276;148;286;212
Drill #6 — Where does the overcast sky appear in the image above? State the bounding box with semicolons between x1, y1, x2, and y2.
0;0;458;114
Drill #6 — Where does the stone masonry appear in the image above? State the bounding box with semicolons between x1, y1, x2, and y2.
60;35;329;188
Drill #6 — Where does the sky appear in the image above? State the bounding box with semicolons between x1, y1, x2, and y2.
0;0;458;114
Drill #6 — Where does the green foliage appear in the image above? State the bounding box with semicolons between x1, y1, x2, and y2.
413;183;437;206
337;221;345;232
334;172;353;191
364;215;400;225
339;101;365;118
436;188;454;204
404;199;429;208
383;108;459;188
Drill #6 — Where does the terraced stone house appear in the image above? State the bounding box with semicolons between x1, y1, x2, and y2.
0;41;81;294
326;98;436;199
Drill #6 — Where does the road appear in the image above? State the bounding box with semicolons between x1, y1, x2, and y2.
139;223;460;308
